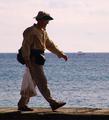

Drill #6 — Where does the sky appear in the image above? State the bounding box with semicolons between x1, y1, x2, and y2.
0;0;109;53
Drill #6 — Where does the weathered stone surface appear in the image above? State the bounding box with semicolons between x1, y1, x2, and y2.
0;107;109;120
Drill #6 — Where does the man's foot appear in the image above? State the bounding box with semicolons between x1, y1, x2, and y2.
50;101;66;111
18;106;33;111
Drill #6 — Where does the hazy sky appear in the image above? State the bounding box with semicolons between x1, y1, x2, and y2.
0;0;109;52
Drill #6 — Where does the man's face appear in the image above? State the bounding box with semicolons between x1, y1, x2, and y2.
38;19;49;28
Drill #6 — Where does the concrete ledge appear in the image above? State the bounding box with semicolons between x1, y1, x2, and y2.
1;107;109;120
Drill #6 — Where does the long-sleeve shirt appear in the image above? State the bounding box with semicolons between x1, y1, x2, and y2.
22;24;65;61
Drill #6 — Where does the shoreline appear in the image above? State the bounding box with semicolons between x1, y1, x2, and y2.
1;107;109;120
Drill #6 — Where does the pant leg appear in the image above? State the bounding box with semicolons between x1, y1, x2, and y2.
18;96;30;107
18;67;36;107
29;63;56;104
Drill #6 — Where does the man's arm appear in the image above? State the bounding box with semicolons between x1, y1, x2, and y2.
22;28;33;67
46;38;68;61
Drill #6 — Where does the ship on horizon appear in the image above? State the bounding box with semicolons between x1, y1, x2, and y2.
77;51;85;55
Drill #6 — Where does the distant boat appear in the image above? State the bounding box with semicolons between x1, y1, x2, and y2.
77;51;85;55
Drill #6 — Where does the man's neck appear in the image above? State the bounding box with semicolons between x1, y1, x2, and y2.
34;23;45;30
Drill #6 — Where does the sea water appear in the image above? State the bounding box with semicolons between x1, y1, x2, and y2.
0;53;109;108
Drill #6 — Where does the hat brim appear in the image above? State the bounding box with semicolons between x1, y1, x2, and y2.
42;15;53;20
35;15;53;21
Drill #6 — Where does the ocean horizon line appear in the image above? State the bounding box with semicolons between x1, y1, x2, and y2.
0;52;109;54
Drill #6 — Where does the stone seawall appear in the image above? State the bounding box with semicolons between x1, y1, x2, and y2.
1;107;109;120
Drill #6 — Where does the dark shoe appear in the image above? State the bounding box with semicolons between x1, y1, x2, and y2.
18;106;33;111
50;101;66;111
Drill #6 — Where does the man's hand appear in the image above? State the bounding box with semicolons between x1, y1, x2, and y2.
25;59;31;68
62;54;68;61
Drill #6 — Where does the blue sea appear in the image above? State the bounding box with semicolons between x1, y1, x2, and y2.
0;53;109;108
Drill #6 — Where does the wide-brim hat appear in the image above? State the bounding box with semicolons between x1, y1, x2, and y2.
34;11;53;21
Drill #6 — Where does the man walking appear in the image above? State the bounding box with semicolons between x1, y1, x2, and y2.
18;11;68;111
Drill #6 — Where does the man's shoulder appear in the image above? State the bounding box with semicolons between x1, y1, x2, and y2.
23;25;34;34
